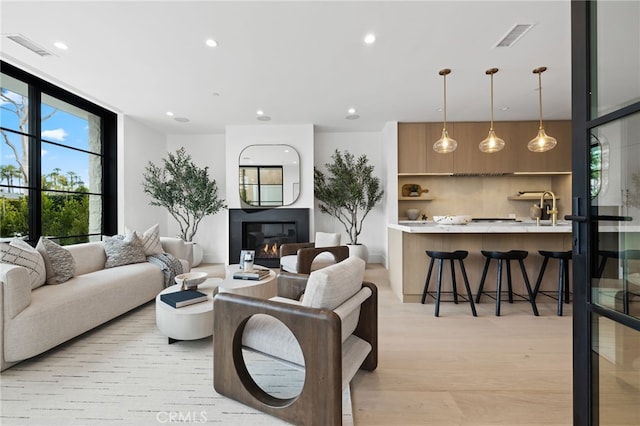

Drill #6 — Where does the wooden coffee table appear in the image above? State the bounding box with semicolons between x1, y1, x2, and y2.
217;264;277;299
155;277;221;344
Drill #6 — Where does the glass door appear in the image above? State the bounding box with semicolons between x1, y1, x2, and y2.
572;2;640;424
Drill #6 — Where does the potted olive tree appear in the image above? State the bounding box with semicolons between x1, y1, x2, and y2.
142;147;226;266
314;149;384;262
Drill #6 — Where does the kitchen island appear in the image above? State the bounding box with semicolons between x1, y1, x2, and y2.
388;220;572;303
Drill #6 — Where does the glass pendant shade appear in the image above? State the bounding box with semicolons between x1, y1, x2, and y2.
479;129;506;153
528;127;557;152
528;66;556;153
433;128;457;153
433;68;457;153
479;68;505;153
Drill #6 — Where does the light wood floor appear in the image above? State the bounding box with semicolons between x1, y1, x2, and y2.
351;264;573;426
193;262;573;425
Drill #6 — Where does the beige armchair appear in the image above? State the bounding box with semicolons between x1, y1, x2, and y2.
213;256;377;426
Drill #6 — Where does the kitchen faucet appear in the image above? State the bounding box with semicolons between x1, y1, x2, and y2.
540;190;558;226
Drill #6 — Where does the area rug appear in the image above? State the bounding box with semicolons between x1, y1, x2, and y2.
0;301;353;425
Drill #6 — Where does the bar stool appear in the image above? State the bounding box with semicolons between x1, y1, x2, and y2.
421;250;477;317
475;250;539;316
532;250;572;316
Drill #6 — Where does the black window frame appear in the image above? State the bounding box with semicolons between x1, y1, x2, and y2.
0;61;117;243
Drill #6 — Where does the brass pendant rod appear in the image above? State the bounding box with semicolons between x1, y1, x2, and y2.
533;66;547;130
486;68;499;131
439;68;451;130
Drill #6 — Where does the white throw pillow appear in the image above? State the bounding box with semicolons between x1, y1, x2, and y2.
125;224;163;256
36;237;76;284
315;232;341;248
302;256;365;310
0;238;46;289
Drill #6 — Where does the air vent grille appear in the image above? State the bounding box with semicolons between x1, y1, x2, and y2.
494;24;535;48
4;33;53;56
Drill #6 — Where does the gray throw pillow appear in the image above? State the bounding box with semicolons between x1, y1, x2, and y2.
0;238;46;289
104;232;146;268
36;237;76;284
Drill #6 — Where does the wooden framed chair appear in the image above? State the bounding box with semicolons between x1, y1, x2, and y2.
279;231;349;275
213;257;377;426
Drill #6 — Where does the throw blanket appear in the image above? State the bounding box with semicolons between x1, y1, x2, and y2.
147;253;184;288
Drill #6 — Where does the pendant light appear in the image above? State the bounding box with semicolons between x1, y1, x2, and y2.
433;68;457;153
479;68;505;153
528;66;557;152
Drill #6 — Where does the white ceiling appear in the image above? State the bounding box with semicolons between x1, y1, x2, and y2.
0;0;572;135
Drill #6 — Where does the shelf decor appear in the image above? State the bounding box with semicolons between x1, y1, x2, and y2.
401;184;429;197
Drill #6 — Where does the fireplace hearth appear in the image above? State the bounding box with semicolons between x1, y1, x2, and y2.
229;208;309;268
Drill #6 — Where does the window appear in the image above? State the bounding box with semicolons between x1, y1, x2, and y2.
0;61;117;244
239;166;284;207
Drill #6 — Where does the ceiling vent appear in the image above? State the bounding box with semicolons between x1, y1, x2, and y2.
494;24;535;48
3;33;54;56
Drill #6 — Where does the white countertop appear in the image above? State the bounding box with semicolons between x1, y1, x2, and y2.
390;219;573;234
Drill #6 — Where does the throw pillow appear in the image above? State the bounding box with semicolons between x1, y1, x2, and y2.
125;223;163;256
36;237;76;284
315;232;341;248
104;232;147;268
0;238;46;289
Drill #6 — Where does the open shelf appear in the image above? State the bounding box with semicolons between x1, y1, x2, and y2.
399;196;435;201
508;195;561;201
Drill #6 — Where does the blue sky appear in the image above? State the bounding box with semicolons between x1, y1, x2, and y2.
1;88;93;188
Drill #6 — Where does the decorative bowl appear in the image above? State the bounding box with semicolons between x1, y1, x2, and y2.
432;215;473;225
406;209;420;220
175;271;208;290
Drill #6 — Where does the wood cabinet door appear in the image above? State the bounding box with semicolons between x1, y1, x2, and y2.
516;120;572;173
398;123;428;173
452;122;517;174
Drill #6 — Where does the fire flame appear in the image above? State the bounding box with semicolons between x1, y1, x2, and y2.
258;243;279;258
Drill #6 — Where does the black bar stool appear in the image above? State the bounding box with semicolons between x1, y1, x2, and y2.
597;249;640;314
475;250;539;316
421;250;477;317
532;250;572;316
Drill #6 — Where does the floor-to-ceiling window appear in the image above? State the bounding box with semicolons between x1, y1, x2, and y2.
572;2;640;424
0;61;117;244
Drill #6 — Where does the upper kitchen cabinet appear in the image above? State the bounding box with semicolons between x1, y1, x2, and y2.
515;120;572;173
452;122;517;174
398;123;453;174
398;120;572;175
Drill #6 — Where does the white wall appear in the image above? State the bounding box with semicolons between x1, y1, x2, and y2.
381;121;398;267
119;116;168;234
313;131;386;264
167;134;227;263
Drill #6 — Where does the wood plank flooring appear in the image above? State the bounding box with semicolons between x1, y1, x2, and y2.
351;264;573;426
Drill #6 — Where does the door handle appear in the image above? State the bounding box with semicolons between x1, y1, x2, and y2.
564;215;588;222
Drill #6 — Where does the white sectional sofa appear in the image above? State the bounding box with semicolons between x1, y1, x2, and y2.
0;236;189;371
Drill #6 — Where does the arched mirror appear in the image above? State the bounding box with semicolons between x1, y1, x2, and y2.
239;145;300;207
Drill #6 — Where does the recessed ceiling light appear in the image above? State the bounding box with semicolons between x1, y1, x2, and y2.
500;106;510;111
348;108;356;114
364;33;376;44
166;111;174;116
205;39;218;47
53;41;68;50
256;110;264;116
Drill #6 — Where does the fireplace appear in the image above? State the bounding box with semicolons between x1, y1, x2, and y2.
229;208;309;268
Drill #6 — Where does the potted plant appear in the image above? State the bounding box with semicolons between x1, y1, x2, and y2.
142;147;227;266
314;149;384;262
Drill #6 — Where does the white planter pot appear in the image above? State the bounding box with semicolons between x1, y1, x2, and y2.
347;244;368;263
185;242;203;267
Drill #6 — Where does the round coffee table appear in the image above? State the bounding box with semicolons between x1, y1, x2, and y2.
217;264;277;299
155;277;221;344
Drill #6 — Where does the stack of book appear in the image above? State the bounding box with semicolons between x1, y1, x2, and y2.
232;269;271;281
160;290;208;308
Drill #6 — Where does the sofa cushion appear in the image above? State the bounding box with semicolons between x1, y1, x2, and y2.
302;256;365;310
125;223;164;256
104;232;146;268
315;232;341;248
36;237;76;284
0;239;46;289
